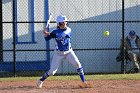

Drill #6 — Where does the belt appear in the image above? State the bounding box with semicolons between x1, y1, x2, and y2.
56;47;71;51
56;49;68;51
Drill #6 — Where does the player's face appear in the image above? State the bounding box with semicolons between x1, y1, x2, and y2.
59;21;67;29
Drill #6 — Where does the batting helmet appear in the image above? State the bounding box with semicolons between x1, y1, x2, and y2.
56;15;68;23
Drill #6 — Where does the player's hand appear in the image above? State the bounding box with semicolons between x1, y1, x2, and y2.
44;31;50;37
43;27;49;36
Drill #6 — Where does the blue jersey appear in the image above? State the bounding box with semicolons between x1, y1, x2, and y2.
45;27;72;51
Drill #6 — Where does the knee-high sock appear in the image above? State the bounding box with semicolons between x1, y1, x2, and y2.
40;72;49;81
77;67;85;82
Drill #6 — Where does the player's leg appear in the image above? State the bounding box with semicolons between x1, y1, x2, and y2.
37;52;64;88
66;50;94;88
129;52;139;73
134;52;140;72
66;50;86;82
40;52;64;80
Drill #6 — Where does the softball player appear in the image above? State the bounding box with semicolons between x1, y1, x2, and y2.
37;15;86;88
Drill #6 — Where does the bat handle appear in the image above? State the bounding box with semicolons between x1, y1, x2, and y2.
43;27;49;32
45;24;49;28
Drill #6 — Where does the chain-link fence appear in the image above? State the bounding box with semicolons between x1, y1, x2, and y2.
1;0;140;77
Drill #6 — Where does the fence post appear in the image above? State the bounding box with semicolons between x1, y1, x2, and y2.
45;0;50;70
0;0;3;62
13;0;17;77
122;0;126;74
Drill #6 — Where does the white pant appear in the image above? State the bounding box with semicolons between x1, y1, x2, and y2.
48;49;82;76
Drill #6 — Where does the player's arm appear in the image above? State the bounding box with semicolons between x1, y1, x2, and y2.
44;29;56;41
64;28;72;38
43;28;50;37
65;32;71;38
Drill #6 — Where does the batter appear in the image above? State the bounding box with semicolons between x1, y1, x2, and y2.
37;15;86;88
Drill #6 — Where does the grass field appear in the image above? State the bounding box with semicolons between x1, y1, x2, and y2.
0;73;140;81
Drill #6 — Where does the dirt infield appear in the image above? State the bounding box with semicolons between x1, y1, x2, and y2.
0;80;140;93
